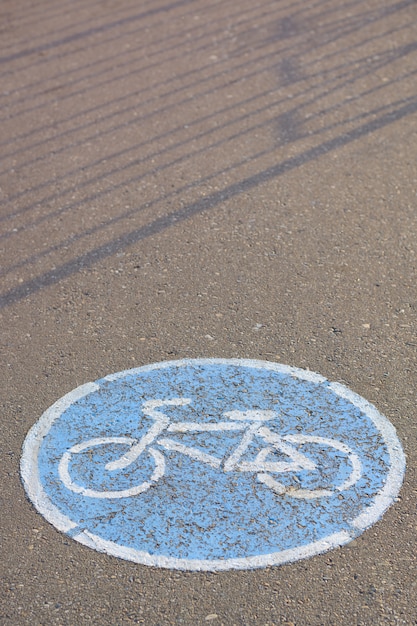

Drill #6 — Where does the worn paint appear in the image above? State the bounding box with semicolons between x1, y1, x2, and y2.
21;359;405;571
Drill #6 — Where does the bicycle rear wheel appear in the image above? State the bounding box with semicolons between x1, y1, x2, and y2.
257;434;361;499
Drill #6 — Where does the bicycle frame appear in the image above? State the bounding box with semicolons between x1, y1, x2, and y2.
107;398;316;474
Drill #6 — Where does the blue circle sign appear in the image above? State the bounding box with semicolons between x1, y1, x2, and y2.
21;359;405;571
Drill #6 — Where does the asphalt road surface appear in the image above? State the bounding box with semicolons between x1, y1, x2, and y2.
1;0;417;624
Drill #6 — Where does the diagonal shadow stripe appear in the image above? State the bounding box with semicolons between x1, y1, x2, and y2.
1;96;416;310
0;0;195;64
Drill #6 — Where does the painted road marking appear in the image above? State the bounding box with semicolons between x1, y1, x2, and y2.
21;359;405;571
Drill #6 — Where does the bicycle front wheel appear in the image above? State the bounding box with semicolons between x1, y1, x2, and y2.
58;437;165;499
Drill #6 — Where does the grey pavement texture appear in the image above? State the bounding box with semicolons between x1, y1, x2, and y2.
1;0;417;624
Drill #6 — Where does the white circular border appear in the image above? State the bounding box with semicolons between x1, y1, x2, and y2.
21;358;406;571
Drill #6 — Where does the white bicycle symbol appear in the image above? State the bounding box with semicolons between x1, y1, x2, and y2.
58;398;362;500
